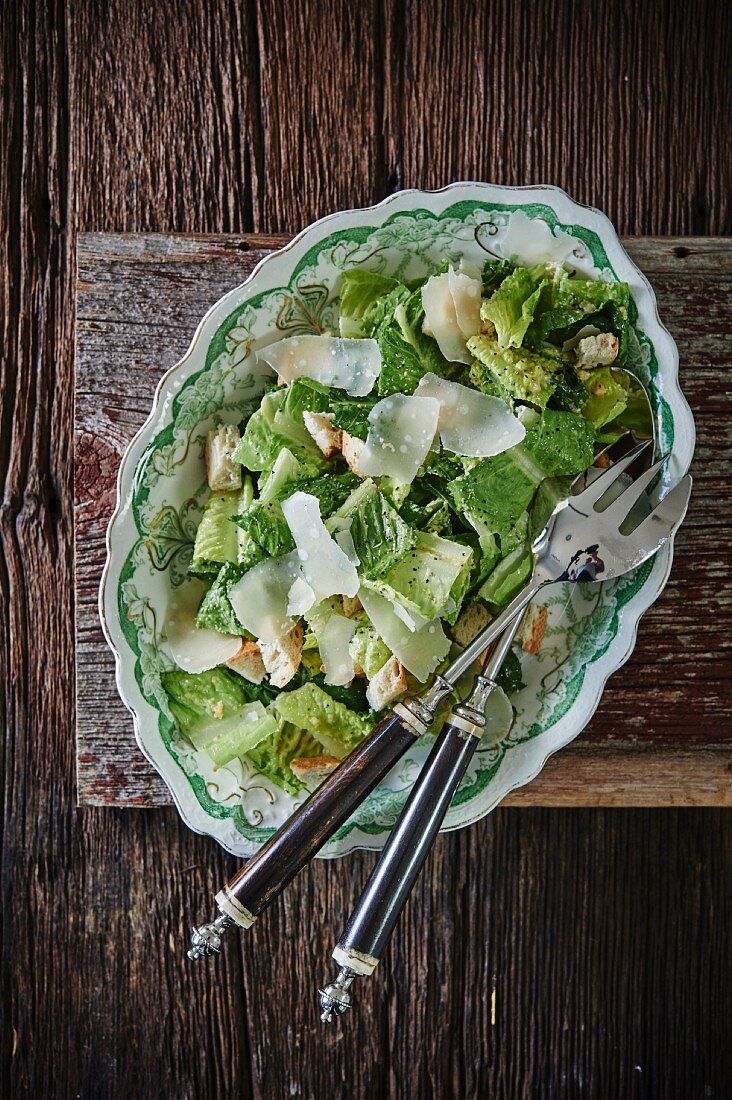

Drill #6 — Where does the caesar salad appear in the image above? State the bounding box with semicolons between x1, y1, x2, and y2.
161;255;646;794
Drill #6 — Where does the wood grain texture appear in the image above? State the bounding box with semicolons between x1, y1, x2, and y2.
2;0;731;1096
74;232;732;807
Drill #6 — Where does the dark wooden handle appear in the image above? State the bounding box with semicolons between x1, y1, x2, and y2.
336;722;479;965
220;711;418;917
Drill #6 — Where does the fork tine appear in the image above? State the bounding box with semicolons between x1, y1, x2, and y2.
623;475;692;548
573;440;652;509
600;455;669;525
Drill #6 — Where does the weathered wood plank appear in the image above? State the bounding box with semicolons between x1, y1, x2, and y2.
74;232;732;806
4;0;731;1096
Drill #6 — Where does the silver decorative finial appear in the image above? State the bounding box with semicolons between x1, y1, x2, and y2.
319;966;357;1023
187;912;235;960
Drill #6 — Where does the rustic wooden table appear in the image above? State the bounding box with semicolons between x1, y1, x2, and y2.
3;2;731;1097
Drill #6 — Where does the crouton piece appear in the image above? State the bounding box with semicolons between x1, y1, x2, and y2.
226;640;266;684
452;602;492;648
205;424;242;491
341;431;367;477
366;656;408;711
517;603;548;655
341;594;363;619
290;756;340;791
575;333;619;369
303;410;342;458
259;622;304;688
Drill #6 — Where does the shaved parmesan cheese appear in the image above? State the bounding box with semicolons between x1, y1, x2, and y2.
281;492;359;600
165;579;242;673
256;335;381;397
421;272;471;365
447;266;482;339
358;587;451;682
415;373;525;457
229;553;300;643
287;576;316;616
358;394;440;485
318;614;357;686
494;210;577;266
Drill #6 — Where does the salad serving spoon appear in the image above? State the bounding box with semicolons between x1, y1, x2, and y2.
318;444;691;1020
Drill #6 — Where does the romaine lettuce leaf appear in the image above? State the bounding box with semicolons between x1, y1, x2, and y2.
581;366;629;428
339;269;402;337
365;532;473;623
245;721;323;794
345;484;417;579
232;390;325;476
236;472;359;560
521;408;596;476
495;648;524;694
195;562;259;636
191;478;255;573
366;284;452;396
482;266;547;349
329;396;377;440
478;543;533;609
161;666;276;739
468;336;557;407
450;454;539;542
450;410;593;547
481;258;515;298
348;620;392;679
199;702;281;766
273;682;373;755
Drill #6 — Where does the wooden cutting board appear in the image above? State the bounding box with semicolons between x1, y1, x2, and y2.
73;233;731;808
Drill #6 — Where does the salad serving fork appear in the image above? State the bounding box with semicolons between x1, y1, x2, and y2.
188;429;689;965
318;442;691;1020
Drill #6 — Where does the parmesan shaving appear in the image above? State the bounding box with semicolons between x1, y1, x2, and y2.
415;373;525;457
358;587;451;682
165;579;242;673
281;492;360;600
228;553;300;644
256;335;381;397
358;394;440;485
318;614;357;686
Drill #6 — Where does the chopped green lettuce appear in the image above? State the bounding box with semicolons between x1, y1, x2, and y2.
469;336;557;407
482;266;547;349
195;562;256;636
481;258;515;298
348;620;392;679
232;390;325;476
339;269;402;337
450;411;594;549
273;682;373;756
199;702;281;766
495;648;525;694
478;543;533;609
191;478;255;573
161;666;276;740
344;484;417;579
329;396;377;440
365;284;451;396
245;722;323;794
581;366;629;428
365;532;473;623
522;408;596;476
